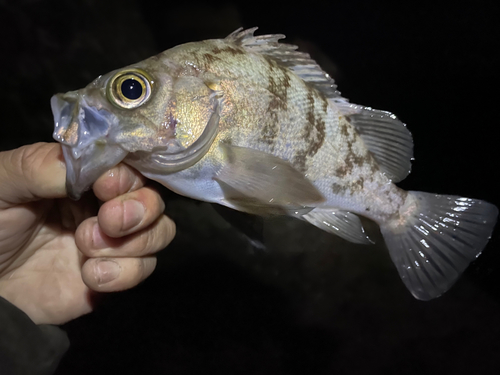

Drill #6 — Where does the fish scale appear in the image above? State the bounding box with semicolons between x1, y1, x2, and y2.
167;38;402;220
51;28;497;300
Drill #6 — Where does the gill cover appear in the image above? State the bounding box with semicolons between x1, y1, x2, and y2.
52;65;222;199
124;75;222;174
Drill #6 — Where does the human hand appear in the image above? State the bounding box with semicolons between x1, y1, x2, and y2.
0;143;175;325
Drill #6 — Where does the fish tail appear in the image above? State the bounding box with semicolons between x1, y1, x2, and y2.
380;191;497;300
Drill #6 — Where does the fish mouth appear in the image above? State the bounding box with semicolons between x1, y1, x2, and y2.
51;93;127;200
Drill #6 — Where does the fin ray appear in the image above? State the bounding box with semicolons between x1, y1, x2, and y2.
303;208;373;244
226;27;343;99
215;144;324;214
380;191;498;300
227;28;413;183
339;105;413;182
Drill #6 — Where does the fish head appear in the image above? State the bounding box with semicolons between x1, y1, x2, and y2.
51;55;220;199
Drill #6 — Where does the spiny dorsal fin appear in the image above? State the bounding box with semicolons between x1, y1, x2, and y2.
226;27;343;99
226;28;413;183
334;101;414;182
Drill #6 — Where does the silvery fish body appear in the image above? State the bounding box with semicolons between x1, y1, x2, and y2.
51;28;497;300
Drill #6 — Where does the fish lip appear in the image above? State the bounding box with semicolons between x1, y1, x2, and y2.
61;142;127;200
51;93;115;158
51;93;79;147
51;92;127;200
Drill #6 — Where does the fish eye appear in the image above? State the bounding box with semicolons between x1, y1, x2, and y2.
107;69;153;109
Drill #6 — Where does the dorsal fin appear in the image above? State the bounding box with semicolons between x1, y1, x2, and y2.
226;28;413;183
334;101;414;182
226;27;343;99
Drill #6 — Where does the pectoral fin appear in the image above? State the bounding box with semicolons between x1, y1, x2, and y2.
215;145;324;214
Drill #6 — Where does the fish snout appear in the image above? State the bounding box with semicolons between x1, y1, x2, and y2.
51;93;78;146
51;92;127;200
51;93;115;158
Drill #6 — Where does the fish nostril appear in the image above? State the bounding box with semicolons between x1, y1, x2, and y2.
60;91;79;102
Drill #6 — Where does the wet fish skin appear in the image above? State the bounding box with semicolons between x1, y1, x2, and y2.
51;28;498;300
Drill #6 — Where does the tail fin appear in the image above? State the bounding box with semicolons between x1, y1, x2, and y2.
380;191;498;300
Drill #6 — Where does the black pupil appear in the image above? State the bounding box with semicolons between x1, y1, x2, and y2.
121;78;143;100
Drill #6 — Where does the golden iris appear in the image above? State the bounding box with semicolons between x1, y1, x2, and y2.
107;69;153;109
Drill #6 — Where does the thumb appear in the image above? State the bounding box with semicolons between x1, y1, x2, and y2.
0;143;67;208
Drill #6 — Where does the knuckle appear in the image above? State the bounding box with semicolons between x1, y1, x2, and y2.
155;192;166;214
99;200;124;236
18;144;42;183
126;167;145;193
75;219;94;253
138;230;154;255
117;165;130;195
162;216;176;243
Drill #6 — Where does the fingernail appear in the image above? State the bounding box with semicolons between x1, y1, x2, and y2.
92;223;106;249
95;259;120;285
122;200;145;231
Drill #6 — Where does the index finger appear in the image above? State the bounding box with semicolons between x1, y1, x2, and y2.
92;163;147;202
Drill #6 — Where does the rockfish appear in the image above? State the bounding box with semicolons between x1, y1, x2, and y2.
51;28;497;300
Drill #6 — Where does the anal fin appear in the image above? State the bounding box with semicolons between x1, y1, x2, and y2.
303;208;373;244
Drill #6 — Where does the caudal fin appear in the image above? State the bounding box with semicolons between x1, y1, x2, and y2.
380;191;498;300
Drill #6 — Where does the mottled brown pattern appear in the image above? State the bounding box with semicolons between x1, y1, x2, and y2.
332;176;371;197
332;183;346;194
334;118;374;178
267;95;286;111
257;57;293;147
265;58;291;106
306;90;315;126
260;111;279;146
267;77;288;111
321;95;329;113
367;156;379;173
328;116;384;196
340;120;349;137
335;165;348;178
353;177;364;190
292;87;326;172
212;46;245;55
202;53;221;65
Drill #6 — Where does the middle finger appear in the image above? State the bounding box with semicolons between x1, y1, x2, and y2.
97;186;166;238
76;214;175;258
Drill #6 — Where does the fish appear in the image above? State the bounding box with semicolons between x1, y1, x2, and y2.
51;27;498;300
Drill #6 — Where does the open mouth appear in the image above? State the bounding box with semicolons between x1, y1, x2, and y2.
51;93;127;200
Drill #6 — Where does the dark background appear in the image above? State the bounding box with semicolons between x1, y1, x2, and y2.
1;0;499;374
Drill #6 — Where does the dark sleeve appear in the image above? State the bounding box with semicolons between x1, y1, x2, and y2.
0;296;69;375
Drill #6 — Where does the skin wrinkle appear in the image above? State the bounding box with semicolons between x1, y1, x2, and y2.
1;202;55;273
0;141;178;324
